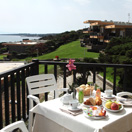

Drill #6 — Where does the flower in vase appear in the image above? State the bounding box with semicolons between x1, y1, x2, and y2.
66;59;76;71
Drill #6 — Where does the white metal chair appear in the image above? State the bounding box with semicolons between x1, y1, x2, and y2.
0;121;28;132
116;91;132;97
26;74;68;132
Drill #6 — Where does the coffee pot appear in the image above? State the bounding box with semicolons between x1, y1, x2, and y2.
60;88;73;105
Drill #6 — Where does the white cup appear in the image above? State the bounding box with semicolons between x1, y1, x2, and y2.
105;89;113;97
69;100;79;109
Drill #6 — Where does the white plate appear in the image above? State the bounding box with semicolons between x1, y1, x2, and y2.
68;107;82;112
103;95;116;99
83;104;93;108
104;103;124;112
119;99;132;106
83;112;108;120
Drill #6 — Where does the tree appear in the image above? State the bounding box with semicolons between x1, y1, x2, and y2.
99;37;132;92
126;50;132;58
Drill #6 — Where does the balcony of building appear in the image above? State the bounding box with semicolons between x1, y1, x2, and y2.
0;59;132;129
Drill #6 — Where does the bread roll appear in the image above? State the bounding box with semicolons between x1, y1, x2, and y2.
86;84;90;87
80;84;86;89
76;84;94;96
84;88;93;96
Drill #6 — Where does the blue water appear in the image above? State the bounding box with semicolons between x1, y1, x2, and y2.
0;35;40;43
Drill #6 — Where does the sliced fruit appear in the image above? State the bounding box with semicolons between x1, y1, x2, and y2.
117;104;122;109
92;106;97;110
103;110;106;116
99;112;104;116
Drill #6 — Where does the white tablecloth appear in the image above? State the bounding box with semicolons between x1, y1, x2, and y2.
30;98;132;132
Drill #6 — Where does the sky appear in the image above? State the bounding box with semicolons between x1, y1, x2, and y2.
0;0;132;34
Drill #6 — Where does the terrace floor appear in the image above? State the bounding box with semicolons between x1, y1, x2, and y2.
0;62;25;73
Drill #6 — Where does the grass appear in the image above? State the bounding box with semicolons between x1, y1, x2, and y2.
0;40;99;74
0;55;7;59
22;40;99;62
100;67;120;86
38;40;99;59
20;40;99;74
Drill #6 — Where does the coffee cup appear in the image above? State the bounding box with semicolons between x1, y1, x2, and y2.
105;89;113;97
69;100;79;109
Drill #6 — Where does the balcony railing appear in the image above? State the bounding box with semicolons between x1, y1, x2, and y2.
0;59;132;129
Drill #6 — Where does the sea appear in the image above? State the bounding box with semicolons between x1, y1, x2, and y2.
0;34;40;43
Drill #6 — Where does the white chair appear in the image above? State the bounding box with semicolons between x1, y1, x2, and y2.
116;91;132;97
26;74;68;132
0;121;28;132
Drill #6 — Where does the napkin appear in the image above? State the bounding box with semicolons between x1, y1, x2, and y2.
119;98;132;104
60;107;83;116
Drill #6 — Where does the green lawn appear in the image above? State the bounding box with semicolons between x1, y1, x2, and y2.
23;40;99;61
11;40;99;74
100;67;120;86
39;40;99;59
37;40;99;73
0;55;7;60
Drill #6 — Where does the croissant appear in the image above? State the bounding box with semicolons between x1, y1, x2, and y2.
89;97;96;105
84;99;92;105
95;97;102;106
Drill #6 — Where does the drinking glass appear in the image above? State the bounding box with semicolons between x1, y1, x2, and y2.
90;83;95;97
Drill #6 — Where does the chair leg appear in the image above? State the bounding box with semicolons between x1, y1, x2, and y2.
29;112;33;132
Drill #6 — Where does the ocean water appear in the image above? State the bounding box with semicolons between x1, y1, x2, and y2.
0;35;40;43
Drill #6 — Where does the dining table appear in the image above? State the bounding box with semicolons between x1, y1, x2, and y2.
30;92;132;132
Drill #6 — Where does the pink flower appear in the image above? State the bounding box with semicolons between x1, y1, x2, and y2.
66;59;76;71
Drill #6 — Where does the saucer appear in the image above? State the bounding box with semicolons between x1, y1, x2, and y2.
104;95;115;99
68;107;82;112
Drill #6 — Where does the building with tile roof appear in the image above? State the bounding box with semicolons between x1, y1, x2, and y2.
82;20;132;52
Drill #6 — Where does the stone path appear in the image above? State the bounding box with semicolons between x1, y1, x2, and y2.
48;73;113;99
57;73;113;90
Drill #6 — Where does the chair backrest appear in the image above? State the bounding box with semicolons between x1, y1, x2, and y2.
26;74;59;132
26;74;58;101
0;121;28;132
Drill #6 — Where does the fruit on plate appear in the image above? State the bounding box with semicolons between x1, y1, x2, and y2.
111;103;119;110
91;106;97;110
84;106;106;117
91;106;106;116
118;104;122;109
105;101;112;109
99;110;106;116
105;100;122;110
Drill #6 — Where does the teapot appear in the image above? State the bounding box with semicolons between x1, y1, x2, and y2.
60;89;73;105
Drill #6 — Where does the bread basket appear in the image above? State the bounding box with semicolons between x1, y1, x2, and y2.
76;84;94;96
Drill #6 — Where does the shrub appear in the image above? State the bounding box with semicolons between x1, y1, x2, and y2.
16;53;28;59
0;47;8;54
126;50;132;58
